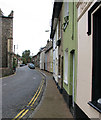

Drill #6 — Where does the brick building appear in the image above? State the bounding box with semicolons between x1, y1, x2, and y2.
0;9;14;77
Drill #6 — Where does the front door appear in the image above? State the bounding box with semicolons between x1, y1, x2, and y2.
71;51;75;108
92;7;101;101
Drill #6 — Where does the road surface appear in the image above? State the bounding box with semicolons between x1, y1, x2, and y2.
2;66;45;119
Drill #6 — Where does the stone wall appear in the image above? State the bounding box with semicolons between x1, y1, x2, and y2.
0;10;14;77
0;67;14;78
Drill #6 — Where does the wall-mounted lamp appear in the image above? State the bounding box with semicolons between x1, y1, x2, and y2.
61;16;69;32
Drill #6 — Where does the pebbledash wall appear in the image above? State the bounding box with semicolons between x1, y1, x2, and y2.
0;10;14;77
76;0;101;119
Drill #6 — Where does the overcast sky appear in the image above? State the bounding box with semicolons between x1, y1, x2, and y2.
0;0;54;56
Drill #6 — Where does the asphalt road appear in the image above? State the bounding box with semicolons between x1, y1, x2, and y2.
2;66;43;118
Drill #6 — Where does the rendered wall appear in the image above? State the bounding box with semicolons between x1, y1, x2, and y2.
63;2;77;101
76;0;100;118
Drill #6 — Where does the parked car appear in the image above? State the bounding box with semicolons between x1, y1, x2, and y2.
28;63;35;69
20;64;25;67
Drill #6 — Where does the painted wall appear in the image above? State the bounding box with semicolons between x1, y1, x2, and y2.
53;37;56;79
76;0;100;118
53;27;58;83
62;2;77;101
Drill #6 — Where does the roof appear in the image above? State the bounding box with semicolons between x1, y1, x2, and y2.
50;2;63;39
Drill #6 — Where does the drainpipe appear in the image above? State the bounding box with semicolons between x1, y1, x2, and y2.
72;1;74;40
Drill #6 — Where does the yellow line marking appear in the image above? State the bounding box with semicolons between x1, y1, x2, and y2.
27;80;43;106
13;70;45;119
13;109;25;120
31;81;44;106
19;109;29;119
13;80;44;119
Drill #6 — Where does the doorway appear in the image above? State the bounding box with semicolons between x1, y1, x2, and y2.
70;50;75;108
92;7;101;101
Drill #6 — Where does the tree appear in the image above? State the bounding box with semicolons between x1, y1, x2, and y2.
22;50;31;63
22;57;27;64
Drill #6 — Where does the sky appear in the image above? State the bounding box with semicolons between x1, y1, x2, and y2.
0;0;54;56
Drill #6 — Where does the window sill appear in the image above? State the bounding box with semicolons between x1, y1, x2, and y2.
88;101;101;113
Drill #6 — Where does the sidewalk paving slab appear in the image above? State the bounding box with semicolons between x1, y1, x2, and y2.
30;68;73;119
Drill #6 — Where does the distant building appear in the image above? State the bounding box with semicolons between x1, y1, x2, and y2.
0;9;14;77
45;40;53;73
36;52;40;68
32;55;37;67
40;47;46;70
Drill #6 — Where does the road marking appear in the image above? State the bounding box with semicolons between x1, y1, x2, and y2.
13;109;25;120
31;80;44;106
13;79;45;119
33;77;36;80
13;70;46;120
27;80;43;106
19;109;29;119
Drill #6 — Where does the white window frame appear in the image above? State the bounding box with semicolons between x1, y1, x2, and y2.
64;49;68;85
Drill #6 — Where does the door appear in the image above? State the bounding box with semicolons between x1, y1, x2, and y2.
72;52;75;108
70;51;75;108
92;7;101;101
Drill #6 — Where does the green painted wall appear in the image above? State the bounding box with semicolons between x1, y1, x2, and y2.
62;2;77;101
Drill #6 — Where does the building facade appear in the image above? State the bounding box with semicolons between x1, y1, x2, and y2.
40;47;46;70
50;2;63;90
76;1;101;119
0;9;14;77
45;40;53;73
62;2;77;115
32;55;37;67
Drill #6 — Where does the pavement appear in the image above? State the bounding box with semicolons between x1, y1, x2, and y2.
30;68;73;119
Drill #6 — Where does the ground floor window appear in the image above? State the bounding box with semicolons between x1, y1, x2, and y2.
64;49;68;85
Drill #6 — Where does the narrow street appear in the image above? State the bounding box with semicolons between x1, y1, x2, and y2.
2;66;45;118
0;1;101;119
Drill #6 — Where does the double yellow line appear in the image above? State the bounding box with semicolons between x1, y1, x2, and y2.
13;75;45;120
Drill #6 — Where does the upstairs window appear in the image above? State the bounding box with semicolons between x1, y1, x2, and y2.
62;2;69;32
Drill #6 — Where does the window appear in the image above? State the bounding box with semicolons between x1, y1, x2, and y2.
64;49;68;85
62;2;69;32
64;2;69;19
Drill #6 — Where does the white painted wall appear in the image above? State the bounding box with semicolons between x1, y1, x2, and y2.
53;24;59;83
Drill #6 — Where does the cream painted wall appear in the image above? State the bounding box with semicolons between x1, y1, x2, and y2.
77;1;100;118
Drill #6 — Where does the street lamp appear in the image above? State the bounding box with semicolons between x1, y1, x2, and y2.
14;44;18;54
45;30;50;32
